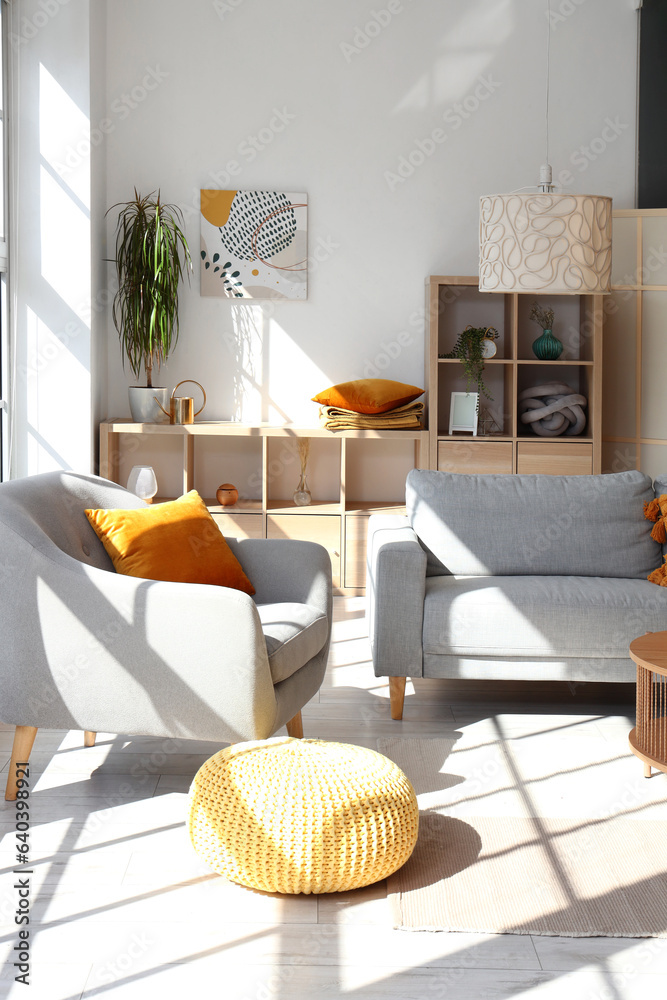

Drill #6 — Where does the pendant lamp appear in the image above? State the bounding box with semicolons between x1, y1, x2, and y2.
479;5;612;295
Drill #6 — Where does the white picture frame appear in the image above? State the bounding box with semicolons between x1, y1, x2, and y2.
449;392;479;435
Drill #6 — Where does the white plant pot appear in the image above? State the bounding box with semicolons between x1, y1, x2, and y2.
128;386;169;423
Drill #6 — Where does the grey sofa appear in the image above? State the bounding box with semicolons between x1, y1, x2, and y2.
367;469;667;719
0;472;332;798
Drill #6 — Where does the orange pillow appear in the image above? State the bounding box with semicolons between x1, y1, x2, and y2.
312;378;424;415
84;490;255;594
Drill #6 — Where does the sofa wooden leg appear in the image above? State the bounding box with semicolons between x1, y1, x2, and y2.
84;731;96;747
286;711;303;739
389;677;406;720
5;726;38;801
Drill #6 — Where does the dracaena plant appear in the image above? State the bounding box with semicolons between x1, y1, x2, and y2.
108;189;193;387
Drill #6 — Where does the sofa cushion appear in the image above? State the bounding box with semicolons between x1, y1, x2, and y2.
407;469;661;579
654;475;667;498
422;574;667;659
257;602;329;684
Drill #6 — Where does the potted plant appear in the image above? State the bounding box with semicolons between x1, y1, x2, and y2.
440;325;499;399
108;189;193;422
530;301;563;360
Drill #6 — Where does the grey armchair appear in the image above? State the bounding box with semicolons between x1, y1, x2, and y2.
0;472;332;800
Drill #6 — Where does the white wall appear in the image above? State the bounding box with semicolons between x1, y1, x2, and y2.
11;0;640;479
11;0;96;477
90;0;108;432
101;0;638;434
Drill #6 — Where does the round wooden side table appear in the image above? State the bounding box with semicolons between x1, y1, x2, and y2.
629;631;667;778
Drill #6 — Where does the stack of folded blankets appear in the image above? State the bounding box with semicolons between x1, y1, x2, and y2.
312;378;425;430
317;400;424;430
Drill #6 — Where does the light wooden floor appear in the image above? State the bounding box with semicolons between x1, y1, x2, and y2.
1;596;667;999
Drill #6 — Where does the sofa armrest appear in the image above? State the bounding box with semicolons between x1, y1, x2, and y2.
366;515;426;678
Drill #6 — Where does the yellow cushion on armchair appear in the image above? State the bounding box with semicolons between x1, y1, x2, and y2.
85;490;255;594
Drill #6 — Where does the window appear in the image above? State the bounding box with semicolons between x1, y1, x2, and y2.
0;0;9;480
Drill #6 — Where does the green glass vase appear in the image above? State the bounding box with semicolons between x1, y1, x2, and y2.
532;328;563;360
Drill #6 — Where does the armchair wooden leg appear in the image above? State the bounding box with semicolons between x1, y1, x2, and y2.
389;677;407;720
286;711;303;739
84;731;96;747
5;726;38;801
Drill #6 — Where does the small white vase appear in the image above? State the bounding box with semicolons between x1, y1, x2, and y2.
128;386;169;423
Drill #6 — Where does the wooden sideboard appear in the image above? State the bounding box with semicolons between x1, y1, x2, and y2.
99;420;428;594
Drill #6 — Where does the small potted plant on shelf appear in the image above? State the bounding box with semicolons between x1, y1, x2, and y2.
108;189;193;422
439;325;499;399
530;302;563;360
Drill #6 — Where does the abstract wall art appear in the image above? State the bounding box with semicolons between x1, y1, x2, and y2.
200;190;308;300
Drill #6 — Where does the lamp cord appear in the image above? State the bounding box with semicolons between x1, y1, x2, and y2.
545;0;551;168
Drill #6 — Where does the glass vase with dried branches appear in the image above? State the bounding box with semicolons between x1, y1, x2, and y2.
293;439;312;506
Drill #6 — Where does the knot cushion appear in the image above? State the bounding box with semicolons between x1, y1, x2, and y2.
518;382;587;437
187;737;419;894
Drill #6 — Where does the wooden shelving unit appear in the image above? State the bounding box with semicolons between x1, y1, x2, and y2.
426;275;603;475
99;420;428;594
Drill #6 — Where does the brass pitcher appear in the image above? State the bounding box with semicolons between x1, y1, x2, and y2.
154;380;206;424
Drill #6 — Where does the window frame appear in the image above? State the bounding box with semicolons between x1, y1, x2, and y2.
0;0;11;481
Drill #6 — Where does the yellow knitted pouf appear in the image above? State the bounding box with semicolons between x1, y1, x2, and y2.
187;737;419;894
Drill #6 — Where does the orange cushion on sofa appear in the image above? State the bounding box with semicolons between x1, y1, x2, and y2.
312;378;424;415
84;490;255;594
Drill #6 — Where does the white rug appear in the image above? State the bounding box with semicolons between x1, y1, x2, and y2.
378;737;667;937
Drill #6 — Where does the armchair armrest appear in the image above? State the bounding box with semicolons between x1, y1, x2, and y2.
0;536;279;743
366;515;426;678
230;538;333;618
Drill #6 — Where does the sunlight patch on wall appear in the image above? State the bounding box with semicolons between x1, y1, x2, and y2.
267;318;329;425
39;63;90;209
393;0;512;113
439;0;513;52
229;304;264;424
26;306;90;472
40;167;91;326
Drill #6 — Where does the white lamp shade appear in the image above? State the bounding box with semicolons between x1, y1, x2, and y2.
479;193;612;294
126;465;158;500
